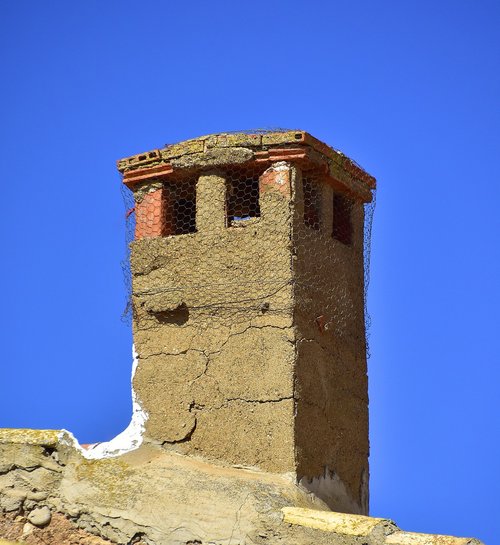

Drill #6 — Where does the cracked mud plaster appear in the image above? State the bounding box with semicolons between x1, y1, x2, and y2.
290;174;369;513
134;325;297;469
130;163;297;473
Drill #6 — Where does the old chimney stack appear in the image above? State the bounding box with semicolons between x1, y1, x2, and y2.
117;130;376;514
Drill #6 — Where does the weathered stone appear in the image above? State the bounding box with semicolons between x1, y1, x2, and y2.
21;522;34;536
262;130;306;146
27;506;51;528
216;132;262;148
26;491;48;502
0;429;60;447
282;507;397;541
160;139;205;160
171;146;253;168
0;490;24;513
0;445;60;475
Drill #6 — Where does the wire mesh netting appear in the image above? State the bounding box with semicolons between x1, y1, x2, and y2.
120;130;375;354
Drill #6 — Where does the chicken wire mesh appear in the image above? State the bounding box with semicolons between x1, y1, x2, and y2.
120;131;375;354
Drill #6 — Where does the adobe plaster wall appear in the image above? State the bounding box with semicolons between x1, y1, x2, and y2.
291;169;369;513
131;164;297;472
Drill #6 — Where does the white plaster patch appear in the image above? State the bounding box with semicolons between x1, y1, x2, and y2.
299;468;364;515
268;161;291;172
60;345;148;459
267;161;292;181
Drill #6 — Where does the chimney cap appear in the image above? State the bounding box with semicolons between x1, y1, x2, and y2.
117;130;376;197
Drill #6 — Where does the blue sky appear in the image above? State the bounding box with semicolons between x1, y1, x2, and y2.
1;1;498;542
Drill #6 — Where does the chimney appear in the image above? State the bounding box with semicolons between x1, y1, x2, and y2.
117;130;376;514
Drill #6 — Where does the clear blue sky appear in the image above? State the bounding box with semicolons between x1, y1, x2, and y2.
1;1;498;542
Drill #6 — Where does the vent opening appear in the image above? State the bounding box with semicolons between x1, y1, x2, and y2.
166;180;197;236
226;174;260;225
332;193;353;245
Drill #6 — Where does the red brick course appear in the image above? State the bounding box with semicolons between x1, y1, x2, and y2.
135;188;169;240
259;166;291;197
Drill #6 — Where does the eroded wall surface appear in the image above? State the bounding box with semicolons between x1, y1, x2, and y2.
131;165;298;472
0;431;342;545
291;168;369;513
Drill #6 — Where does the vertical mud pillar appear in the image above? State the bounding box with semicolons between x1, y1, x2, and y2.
135;187;165;239
259;162;292;203
259;161;296;233
134;185;175;240
196;172;227;232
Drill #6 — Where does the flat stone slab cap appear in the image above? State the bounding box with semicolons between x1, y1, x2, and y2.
282;507;397;537
0;540;27;545
386;531;485;545
117;129;376;193
0;428;63;447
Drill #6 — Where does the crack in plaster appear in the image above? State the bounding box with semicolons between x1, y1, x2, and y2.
225;396;293;405
229;493;251;545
